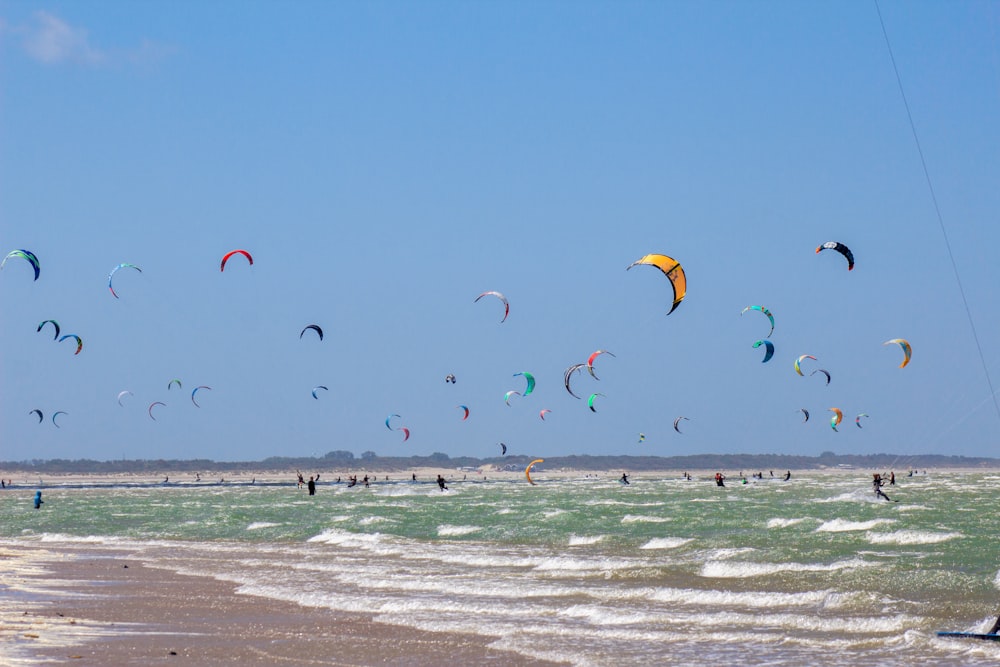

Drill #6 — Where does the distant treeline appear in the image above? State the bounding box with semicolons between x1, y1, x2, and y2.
1;450;998;474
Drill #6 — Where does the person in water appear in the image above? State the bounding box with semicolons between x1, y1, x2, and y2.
620;472;630;485
784;470;791;481
715;472;725;487
436;474;448;491
34;490;43;509
307;475;316;496
872;473;892;502
988;614;1000;635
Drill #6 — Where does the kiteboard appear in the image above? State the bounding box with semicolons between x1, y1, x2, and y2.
937;631;1000;641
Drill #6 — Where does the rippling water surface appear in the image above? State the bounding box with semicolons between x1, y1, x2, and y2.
3;471;1000;665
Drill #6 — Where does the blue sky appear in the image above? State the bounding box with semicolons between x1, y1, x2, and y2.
2;1;999;462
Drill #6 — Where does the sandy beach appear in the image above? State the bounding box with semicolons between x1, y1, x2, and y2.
1;542;564;666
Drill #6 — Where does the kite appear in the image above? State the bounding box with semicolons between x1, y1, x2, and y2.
638;433;645;443
499;442;507;456
386;414;401;431
587;393;606;412
525;458;544;485
52;411;68;428
191;385;212;407
300;324;324;341
753;339;774;363
400;427;410;442
457;405;469;420
504;390;521;406
794;355;817;376
539;408;552;421
564;363;586;399
474;291;509;323
815;241;854;271
445;374;456;384
37;320;60;340
168;379;182;390
59;334;82;355
220;249;253;272
627;253;686;315
2;249;40;280
856;413;870;428
513;372;535;396
29;409;43;423
811;369;831;385
312;386;328;399
883;338;912;368
586;350;616;380
799;408;810;423
741;306;775;338
108;263;142;298
673;416;689;433
148;401;166;420
829;407;843;431
117;390;134;407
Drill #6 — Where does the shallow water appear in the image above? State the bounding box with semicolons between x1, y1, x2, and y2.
3;471;1000;666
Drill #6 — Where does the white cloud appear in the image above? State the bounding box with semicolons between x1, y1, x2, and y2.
21;11;106;65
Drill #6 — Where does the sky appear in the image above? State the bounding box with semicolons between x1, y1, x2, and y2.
2;1;999;462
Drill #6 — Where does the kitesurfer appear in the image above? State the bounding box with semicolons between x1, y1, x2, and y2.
715;473;725;487
889;471;895;486
308;476;316;496
620;472;630;485
437;474;448;491
784;470;791;481
873;474;892;502
33;490;43;509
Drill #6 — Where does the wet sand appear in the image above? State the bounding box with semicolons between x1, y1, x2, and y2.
1;544;565;666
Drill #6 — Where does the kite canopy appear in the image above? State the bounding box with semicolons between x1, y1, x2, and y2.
564;363;586;399
742;305;775;338
456;405;469;420
37;320;60;340
753;339;774;363
673;416;690;433
474;291;509;322
220;249;253;272
883;338;912;368
513;372;535;396
191;385;212;407
108;263;141;298
815;241;854;271
794;354;817;376
587;393;606;412
2;249;40;280
525;459;544;485
586;350;616;379
829;407;843;431
59;334;83;355
300;324;324;340
627;254;686;315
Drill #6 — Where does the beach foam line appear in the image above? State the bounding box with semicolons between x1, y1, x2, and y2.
816;518;895;532
700;557;872;579
639;537;692;550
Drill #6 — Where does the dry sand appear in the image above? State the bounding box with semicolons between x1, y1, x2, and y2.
1;543;564;666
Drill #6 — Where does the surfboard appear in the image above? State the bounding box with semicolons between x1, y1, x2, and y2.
937;631;1000;641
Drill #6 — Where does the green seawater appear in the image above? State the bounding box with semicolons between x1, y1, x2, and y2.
3;471;1000;666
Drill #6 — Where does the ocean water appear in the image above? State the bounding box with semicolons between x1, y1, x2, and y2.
3;471;1000;666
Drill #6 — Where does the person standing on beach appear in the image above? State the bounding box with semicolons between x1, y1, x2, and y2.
307;476;316;496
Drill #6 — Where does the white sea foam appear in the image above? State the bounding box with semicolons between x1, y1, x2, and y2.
700;557;872;579
766;517;809;528
647;586;845;609
865;530;960;545
568;535;604;546
358;516;392;526
816;518;895;532
621;514;670;524
639;537;692;550
437;524;482;537
246;522;279;530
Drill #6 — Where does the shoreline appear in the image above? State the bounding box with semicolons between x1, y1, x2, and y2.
1;543;565;666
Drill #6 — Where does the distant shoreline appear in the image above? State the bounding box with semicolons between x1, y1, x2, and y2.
3;452;998;478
